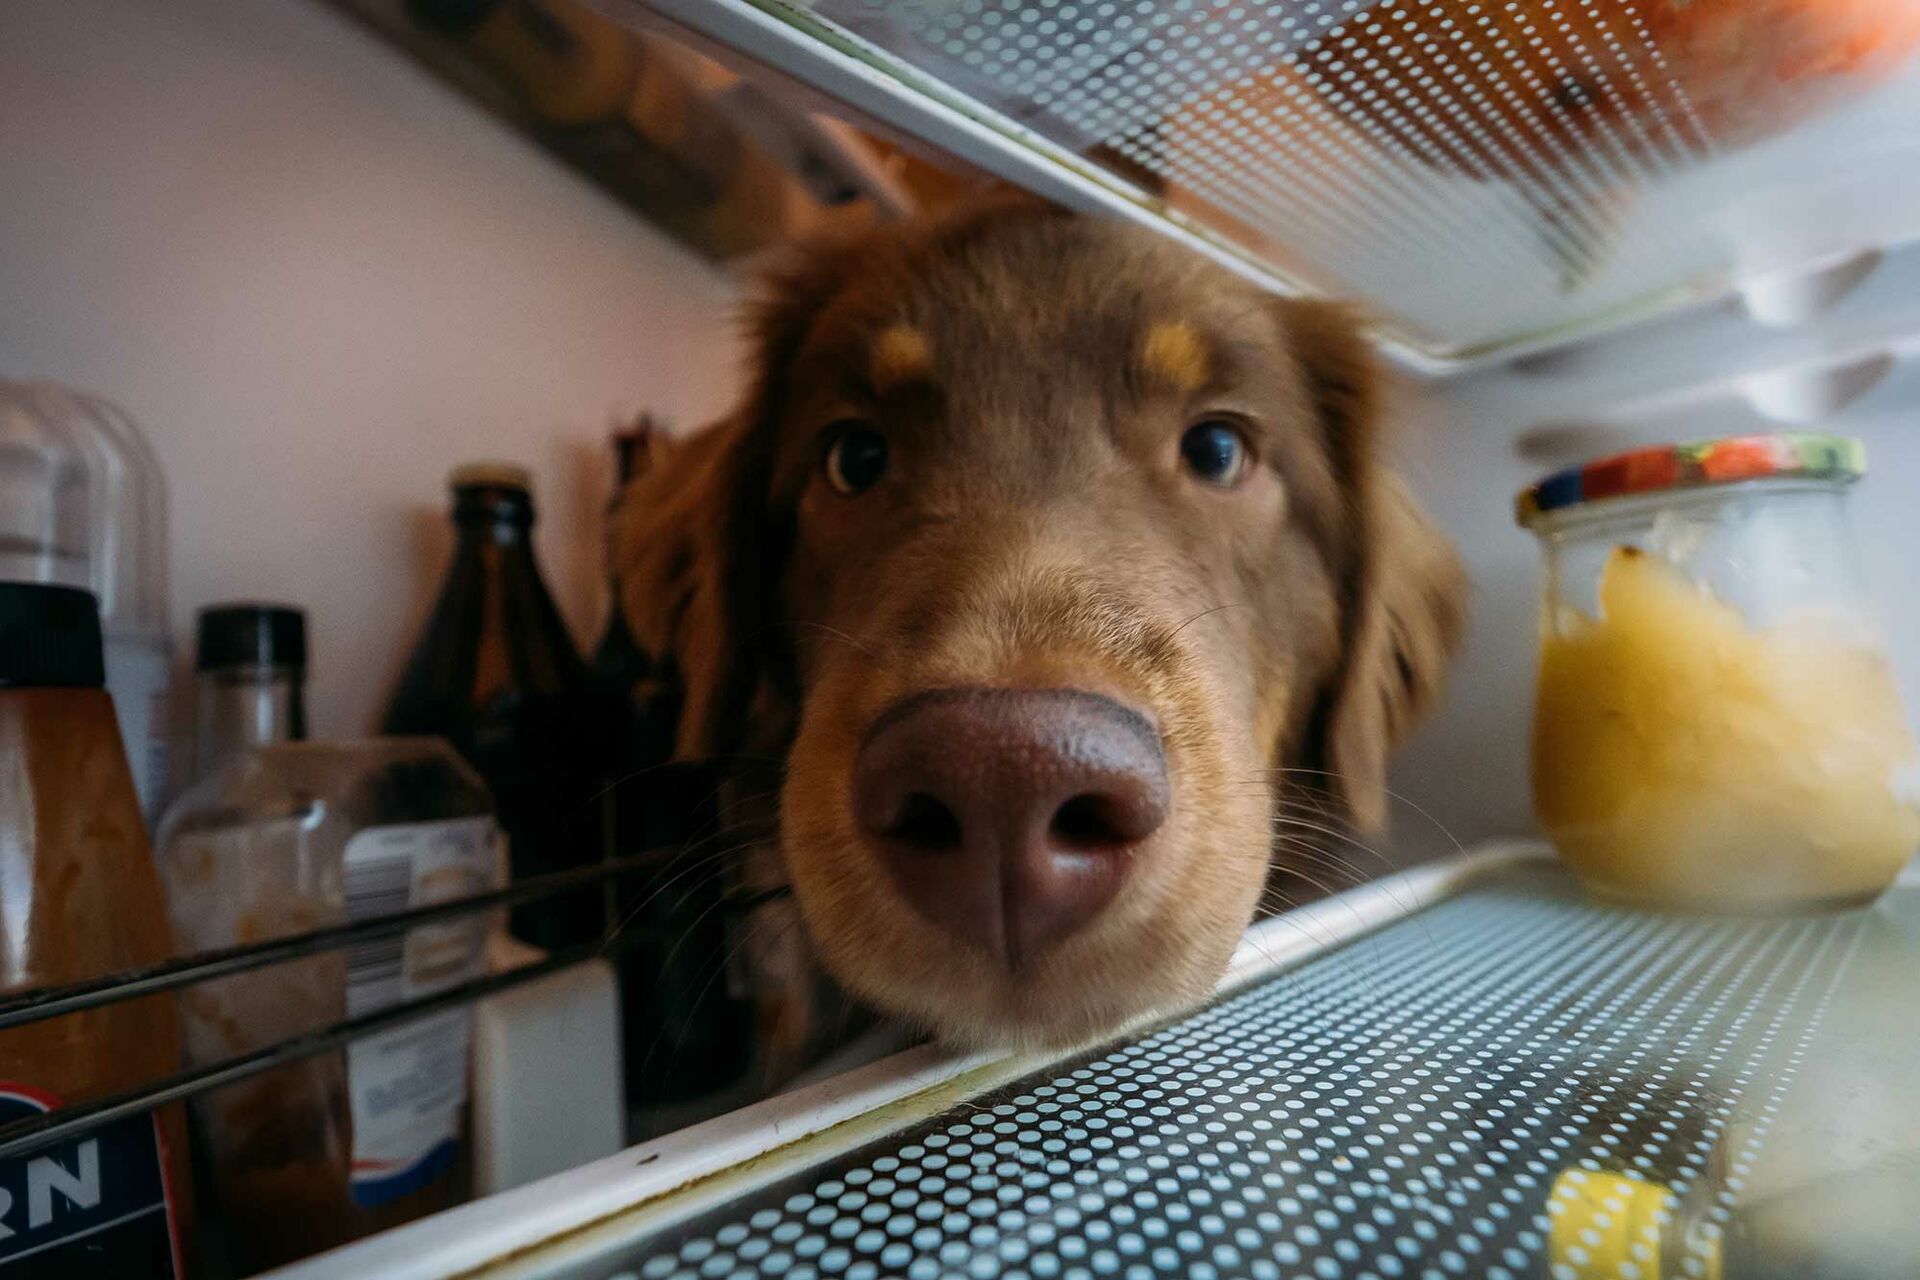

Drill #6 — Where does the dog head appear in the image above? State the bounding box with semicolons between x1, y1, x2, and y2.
617;201;1463;1049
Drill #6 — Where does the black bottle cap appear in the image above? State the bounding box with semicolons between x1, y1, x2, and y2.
450;461;536;529
449;461;531;493
612;417;660;486
197;604;307;671
406;0;499;37
0;583;106;689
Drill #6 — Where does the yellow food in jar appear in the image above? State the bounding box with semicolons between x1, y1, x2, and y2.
1534;545;1920;910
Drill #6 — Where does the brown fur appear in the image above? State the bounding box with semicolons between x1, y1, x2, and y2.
615;200;1465;1050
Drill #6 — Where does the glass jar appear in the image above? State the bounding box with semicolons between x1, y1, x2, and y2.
157;738;500;1272
1517;433;1920;911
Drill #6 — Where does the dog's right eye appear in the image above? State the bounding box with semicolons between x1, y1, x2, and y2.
824;424;889;496
1180;419;1251;487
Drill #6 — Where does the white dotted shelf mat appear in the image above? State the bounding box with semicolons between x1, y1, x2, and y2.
622;0;1920;368
583;867;1901;1280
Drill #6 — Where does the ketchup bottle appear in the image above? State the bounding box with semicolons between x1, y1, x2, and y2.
0;584;193;1277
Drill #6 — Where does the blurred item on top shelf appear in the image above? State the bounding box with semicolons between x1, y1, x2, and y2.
0;584;195;1279
157;738;500;1275
189;602;308;786
329;0;967;258
773;0;1920;361
385;462;618;954
1168;0;1920;284
1519;433;1920;912
0;380;172;822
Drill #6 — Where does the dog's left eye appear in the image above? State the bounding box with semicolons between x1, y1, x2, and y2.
1180;419;1250;487
824;424;889;496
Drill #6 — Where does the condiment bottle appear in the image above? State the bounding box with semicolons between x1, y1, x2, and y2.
0;583;193;1275
384;463;614;952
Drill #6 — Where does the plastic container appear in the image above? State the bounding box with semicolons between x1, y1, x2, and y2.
1518;433;1920;911
0;380;172;819
156;739;500;1272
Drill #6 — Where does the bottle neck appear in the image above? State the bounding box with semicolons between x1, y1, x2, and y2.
453;484;535;540
402;499;588;703
457;509;532;539
194;664;306;782
450;520;557;614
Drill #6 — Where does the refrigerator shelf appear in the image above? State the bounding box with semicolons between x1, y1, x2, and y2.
598;0;1920;371
282;841;1920;1278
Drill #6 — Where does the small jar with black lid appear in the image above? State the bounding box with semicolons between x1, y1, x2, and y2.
192;602;306;783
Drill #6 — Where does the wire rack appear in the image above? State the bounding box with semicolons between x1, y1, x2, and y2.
0;825;777;1166
609;0;1920;368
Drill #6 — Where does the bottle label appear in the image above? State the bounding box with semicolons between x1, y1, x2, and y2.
342;817;497;1208
0;1084;182;1277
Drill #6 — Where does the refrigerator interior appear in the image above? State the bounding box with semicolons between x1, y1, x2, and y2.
6;0;1920;1275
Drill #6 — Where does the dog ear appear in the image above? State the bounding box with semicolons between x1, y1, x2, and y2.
1285;300;1467;832
613;237;867;759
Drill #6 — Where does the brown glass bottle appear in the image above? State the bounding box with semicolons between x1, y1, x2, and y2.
0;584;194;1277
384;463;611;952
592;428;750;1112
593;422;677;769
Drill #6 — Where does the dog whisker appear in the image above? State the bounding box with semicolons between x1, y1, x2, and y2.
1168;601;1251;639
607;860;737;943
1256;766;1469;859
606;837;766;939
1270;814;1401;875
1268;842;1371;889
793;620;880;660
629;889;784;1100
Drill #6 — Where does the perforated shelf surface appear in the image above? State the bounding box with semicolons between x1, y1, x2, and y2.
555;866;1919;1280
619;0;1920;367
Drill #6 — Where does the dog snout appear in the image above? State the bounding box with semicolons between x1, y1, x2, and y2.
852;687;1170;969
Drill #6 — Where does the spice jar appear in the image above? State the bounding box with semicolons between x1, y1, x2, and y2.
1517;433;1920;911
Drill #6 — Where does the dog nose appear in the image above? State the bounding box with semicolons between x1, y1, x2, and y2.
853;687;1169;969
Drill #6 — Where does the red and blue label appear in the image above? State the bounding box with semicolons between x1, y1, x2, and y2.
0;1084;181;1277
350;1137;457;1208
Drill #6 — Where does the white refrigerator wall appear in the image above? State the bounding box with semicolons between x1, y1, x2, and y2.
0;0;746;741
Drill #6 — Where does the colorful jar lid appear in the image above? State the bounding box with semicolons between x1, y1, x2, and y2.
1517;432;1864;526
